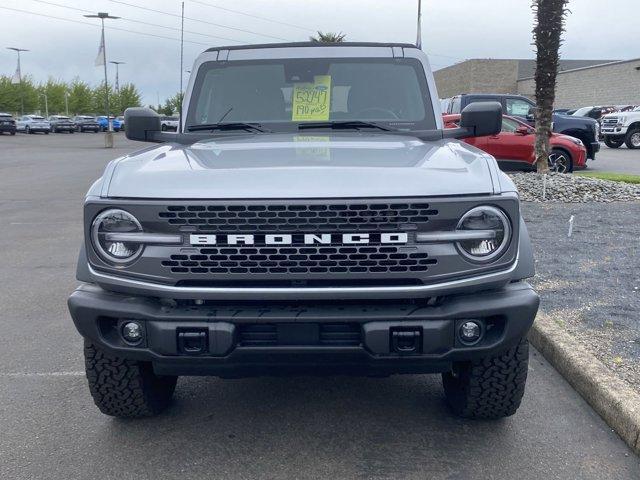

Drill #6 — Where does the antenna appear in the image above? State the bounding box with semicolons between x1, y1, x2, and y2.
416;0;422;49
179;1;185;133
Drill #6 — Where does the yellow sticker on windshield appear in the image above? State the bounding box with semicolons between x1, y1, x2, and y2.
292;75;331;122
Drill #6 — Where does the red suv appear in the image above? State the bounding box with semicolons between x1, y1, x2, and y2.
443;114;587;173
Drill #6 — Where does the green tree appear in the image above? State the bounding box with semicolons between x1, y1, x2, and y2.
310;31;346;43
92;81;115;116
0;76;21;113
113;83;142;114
39;78;69;115
0;75;39;114
68;79;94;115
532;0;569;172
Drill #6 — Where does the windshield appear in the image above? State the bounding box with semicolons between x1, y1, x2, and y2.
186;57;435;132
572;107;593;116
31;116;45;120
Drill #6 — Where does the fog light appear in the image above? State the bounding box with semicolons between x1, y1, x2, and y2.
459;321;481;344
122;321;143;344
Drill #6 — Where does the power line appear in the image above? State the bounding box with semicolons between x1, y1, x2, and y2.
187;0;315;33
0;6;211;46
28;0;245;43
108;0;292;42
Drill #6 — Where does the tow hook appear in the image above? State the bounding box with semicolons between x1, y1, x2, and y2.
390;328;422;354
177;329;208;355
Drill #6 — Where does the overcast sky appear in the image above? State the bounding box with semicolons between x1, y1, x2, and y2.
1;0;638;106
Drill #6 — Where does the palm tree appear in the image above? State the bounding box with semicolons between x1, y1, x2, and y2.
532;0;569;172
310;31;346;43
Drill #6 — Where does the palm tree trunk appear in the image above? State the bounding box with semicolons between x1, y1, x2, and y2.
532;0;569;173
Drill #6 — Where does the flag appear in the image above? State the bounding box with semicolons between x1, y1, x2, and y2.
11;66;20;85
95;33;105;67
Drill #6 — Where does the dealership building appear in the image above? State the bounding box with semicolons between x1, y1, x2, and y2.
433;58;640;109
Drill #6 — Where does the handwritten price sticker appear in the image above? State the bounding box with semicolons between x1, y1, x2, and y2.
292;75;332;122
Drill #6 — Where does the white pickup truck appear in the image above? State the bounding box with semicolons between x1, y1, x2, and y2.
601;106;640;149
160;115;179;132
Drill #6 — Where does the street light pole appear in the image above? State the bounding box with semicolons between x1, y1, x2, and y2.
40;93;48;118
109;61;124;93
84;12;119;148
64;91;70;116
179;1;185;132
7;47;29;116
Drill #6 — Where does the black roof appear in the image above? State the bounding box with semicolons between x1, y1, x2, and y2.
205;42;418;52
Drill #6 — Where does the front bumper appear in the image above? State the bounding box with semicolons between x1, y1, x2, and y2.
602;125;628;137
68;281;539;377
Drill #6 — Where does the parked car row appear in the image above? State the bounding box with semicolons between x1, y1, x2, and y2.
445;93;601;160
0;113;125;135
0;112;17;135
552;104;640;148
600;106;640;149
443;113;586;173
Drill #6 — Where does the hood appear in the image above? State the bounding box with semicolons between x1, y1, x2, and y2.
104;133;498;199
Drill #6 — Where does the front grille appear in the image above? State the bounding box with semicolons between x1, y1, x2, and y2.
238;323;361;347
602;118;619;126
159;202;438;232
88;197;521;289
161;245;437;276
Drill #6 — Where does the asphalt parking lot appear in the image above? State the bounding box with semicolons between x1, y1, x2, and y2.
589;143;640;174
1;133;639;480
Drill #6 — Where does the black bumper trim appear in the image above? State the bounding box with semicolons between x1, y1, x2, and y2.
68;282;539;377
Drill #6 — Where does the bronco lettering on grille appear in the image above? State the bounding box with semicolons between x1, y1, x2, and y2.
189;233;409;246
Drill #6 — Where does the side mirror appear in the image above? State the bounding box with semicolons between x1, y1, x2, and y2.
124;107;161;142
459;101;502;137
515;126;530;135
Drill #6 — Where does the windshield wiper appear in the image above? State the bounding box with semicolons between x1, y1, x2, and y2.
297;120;394;132
187;122;269;133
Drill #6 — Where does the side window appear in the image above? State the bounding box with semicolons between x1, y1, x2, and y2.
501;118;520;133
506;98;532;116
450;97;461;114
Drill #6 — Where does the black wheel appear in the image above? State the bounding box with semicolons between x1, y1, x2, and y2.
625;128;640;149
26;126;31;134
44;131;49;135
548;148;573;173
10;131;16;136
84;341;177;418
161;124;167;131
442;338;529;419
604;137;624;149
69;130;74;134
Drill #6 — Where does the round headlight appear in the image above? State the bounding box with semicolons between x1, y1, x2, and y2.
456;206;511;262
91;209;143;264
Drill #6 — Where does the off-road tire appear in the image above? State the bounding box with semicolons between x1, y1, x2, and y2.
625;128;640;149
604;137;624;149
442;338;529;419
84;341;177;418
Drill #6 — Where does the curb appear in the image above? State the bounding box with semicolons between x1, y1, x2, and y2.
529;314;640;455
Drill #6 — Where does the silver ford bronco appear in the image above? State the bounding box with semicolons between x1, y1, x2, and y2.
68;42;539;419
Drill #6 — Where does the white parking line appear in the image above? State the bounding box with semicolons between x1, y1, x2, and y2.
0;372;84;377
